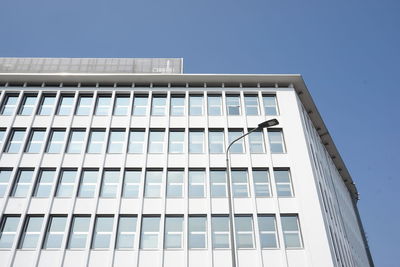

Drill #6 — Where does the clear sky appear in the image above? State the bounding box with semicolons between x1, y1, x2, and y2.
0;0;399;265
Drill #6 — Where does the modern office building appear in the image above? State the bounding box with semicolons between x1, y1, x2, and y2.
0;58;373;267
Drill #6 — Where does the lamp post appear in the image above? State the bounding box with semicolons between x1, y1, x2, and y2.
225;119;279;267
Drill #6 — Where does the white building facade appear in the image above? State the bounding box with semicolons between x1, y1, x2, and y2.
0;58;373;267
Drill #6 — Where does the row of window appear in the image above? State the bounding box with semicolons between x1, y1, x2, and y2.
0;214;302;250
0;128;286;154
0;168;294;199
0;92;278;117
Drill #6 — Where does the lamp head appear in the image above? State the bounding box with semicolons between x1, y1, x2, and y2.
257;119;279;129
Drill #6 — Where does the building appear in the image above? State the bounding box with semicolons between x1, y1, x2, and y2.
0;58;373;267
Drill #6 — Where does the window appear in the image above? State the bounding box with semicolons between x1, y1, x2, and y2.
33;169;56;197
244;95;260;115
68;216;91;249
170;95;185;116
1;94;19;115
164;216;184;249
140;216;160;249
189;95;204;116
148;130;165;153
208;95;222;116
211;216;230;249
235;215;254;248
281;215;302;248
95;95;112;115
56;169;77;197
123;170;141;198
226;95;241;115
132;95;148;115
208;130;224;154
228;130;244;153
18;95;37;115
87;130;106;153
188;216;207;249
262;95;278;115
253;170;271;197
46;129;66;153
66;129;86;153
268;129;286;153
38;95;56;115
189;170;206;198
108;130;125;153
116;216;137;249
19;216;44;249
128;130;145;153
144;170;162;197
151;95;167;116
75;95;93;115
210;170;227;198
167;170;184;198
100;170;120;198
231;170;249;197
78;170;99;197
189;130;204;153
0;129;5;148
56;95;74;115
11;169;34;197
274;169;294;197
248;130;265;153
0;216;20;248
113;95;130;116
43;216;67;249
25;129;46;153
92;216;114;249
5;129;26;153
168;130;185;153
258;215;278;248
0;169;12;197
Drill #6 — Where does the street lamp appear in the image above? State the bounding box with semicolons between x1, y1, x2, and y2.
225;119;279;267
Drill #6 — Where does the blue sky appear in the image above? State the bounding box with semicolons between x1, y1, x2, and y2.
1;0;399;265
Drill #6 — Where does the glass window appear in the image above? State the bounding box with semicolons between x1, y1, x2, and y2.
235;215;254;248
0;169;12;197
189;95;204;116
140;217;160;249
253;170;271;197
164;216;184;249
46;129;66;153
123;170;141;198
244;95;260;115
108;130;125;153
11;169;34;197
33;169;56;197
168;130;185;153
95;95;112;115
57;95;74;115
144;170;162;198
210;170;227;198
258;215;278;248
208;95;222;116
18;95;37;115
128;130;145;153
170;95;185;116
56;169;77;197
43;216;67;249
87;130;105;153
0;216;20;248
268;130;286;153
75;95;93;115
148;130;165;153
212;216;230;249
19;216;44;249
263;95;278;116
78;170;99;198
5;129;26;153
116;216;137;249
151;95;167;116
66;129;86;153
226;95;241;115
188;216;207;249
92;216;114;249
113;95;130;116
100;170;120;198
1;94;19;115
189;130;204;153
167;170;184;198
132;95;148;116
281;215;302;248
68;216;91;249
189;170;206;198
38;95;56;115
249;130;265;153
209;130;224;154
0;129;5;148
274;170;293;197
231;170;249;197
25;129;46;153
228;130;244;153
